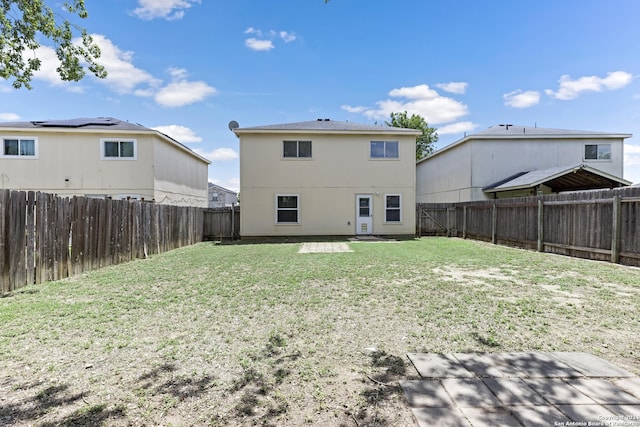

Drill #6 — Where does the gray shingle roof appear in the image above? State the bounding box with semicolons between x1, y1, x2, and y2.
235;119;421;134
474;124;631;138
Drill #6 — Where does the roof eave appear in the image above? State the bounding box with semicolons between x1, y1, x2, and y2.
234;128;422;136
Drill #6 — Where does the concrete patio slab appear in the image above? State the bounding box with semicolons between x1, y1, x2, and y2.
440;379;502;407
411;407;471;427
458;406;523;427
499;352;582;378
401;352;640;427
452;353;506;378
550;352;635;378
482;377;547;406
522;378;596;405
568;378;640;405
399;380;454;408
297;242;352;253
614;378;640;399
555;404;616;422
509;405;570;427
408;353;475;379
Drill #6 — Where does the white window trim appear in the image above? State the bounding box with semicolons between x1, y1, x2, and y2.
282;140;313;159
583;143;612;162
100;138;137;160
1;136;39;159
384;194;402;223
275;193;300;225
370;140;399;160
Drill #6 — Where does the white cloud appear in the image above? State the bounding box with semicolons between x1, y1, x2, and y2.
92;34;160;94
504;90;541;108
0;113;20;121
341;105;367;114
195;147;238;161
153;125;202;143
545;71;633;100
133;0;200;20
436;82;468;94
245;38;275;51
279;31;297;43
155;80;218;107
244;27;297;51
209;177;239;193
437;121;476;135
342;84;469;124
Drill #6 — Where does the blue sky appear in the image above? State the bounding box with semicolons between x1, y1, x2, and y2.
2;0;640;190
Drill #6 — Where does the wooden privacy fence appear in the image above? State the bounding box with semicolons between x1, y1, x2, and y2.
417;186;640;267
0;190;204;293
203;206;239;240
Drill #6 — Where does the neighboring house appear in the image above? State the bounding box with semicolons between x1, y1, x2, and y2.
0;117;210;207
234;119;421;237
208;182;237;207
416;124;632;203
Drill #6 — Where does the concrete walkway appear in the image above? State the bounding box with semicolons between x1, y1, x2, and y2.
401;352;640;426
298;242;352;253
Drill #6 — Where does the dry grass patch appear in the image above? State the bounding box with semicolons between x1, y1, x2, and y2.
0;238;638;426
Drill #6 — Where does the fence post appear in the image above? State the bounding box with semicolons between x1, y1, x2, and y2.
611;195;621;264
491;203;497;244
462;205;467;239
537;199;544;252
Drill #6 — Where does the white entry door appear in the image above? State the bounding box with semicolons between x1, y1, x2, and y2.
356;195;373;235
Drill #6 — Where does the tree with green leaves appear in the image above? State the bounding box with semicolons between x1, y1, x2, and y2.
386;111;439;160
1;0;106;89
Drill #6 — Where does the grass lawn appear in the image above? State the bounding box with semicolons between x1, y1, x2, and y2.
0;237;639;426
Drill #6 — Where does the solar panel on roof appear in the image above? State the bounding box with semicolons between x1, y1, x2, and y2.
35;118;117;128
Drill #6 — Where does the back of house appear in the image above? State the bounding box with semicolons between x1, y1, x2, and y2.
416;124;631;203
235;119;421;237
0;117;210;207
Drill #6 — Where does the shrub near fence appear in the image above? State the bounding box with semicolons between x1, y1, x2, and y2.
0;190;203;293
417;186;640;267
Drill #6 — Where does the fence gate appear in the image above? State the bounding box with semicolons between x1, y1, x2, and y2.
417;207;456;236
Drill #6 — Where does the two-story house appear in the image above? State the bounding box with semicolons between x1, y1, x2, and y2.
416;125;632;203
208;182;237;208
234;119;421;237
0;117;210;207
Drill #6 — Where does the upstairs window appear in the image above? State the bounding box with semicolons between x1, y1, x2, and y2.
283;140;312;158
102;139;136;160
584;144;611;160
370;141;399;159
276;195;299;223
2;138;37;157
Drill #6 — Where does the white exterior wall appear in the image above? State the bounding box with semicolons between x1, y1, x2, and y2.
0;129;208;206
239;132;416;236
153;138;209;207
416;136;626;203
416;143;472;203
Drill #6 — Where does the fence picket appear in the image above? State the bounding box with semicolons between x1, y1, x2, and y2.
418;187;640;267
0;191;206;293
